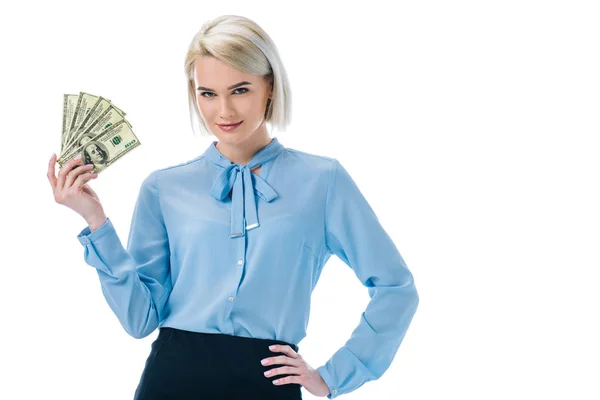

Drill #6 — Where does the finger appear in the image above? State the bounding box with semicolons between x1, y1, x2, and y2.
264;365;300;378
265;355;301;367
47;153;58;190
273;375;301;386
68;166;96;189
64;163;94;190
63;163;92;189
269;344;300;358
73;171;98;190
57;155;85;191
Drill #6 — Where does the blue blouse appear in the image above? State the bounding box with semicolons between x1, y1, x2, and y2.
76;137;419;398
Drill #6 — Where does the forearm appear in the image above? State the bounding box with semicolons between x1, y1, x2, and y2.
77;218;171;338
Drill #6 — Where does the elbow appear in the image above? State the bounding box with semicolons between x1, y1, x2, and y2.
123;308;160;339
126;325;156;340
131;332;152;340
128;331;145;340
412;290;419;315
409;279;419;313
397;276;419;317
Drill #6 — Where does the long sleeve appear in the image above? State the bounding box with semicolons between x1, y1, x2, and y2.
315;159;419;399
76;170;172;339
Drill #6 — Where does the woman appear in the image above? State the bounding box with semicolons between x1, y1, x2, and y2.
47;14;419;400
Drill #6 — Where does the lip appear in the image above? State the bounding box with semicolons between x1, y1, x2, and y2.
217;121;243;127
217;121;243;131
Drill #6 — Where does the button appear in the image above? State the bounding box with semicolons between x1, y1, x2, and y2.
83;238;88;244
237;259;243;265
332;390;337;395
228;296;234;302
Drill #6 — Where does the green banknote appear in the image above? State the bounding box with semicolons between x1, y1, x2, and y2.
58;93;141;174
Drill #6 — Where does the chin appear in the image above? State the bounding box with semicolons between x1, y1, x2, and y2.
214;130;243;140
213;127;255;143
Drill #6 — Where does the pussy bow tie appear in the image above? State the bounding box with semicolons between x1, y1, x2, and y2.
203;137;284;238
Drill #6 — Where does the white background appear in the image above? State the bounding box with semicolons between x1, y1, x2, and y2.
1;0;599;399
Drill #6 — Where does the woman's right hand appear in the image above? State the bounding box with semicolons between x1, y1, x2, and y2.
47;153;105;223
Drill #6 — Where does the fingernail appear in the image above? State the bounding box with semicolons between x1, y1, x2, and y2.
75;155;82;160
269;345;276;350
261;359;268;365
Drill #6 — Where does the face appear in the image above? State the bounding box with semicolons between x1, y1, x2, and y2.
193;56;273;145
85;143;104;163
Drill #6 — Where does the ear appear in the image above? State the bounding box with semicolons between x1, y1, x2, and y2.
267;76;274;96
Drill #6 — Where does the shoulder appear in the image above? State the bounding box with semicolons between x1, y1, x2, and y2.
156;154;206;173
282;147;338;176
144;154;207;183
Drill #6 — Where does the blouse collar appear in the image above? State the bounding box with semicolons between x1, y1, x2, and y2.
202;137;285;239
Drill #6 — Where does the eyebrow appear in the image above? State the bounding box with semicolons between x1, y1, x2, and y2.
196;81;252;91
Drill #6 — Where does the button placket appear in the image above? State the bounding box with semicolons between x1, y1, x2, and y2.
226;235;247;308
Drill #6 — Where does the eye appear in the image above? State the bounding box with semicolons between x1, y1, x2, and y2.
199;88;248;98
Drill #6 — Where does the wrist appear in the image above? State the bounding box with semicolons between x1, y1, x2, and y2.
86;213;107;233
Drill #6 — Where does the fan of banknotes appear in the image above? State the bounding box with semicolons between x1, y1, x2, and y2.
57;91;141;173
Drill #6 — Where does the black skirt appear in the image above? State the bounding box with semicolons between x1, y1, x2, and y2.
133;327;303;399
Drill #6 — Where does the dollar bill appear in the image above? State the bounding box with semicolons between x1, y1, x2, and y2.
59;103;127;163
61;94;79;151
66;92;99;148
66;97;127;151
99;96;126;116
64;96;112;150
110;103;125;117
57;119;141;174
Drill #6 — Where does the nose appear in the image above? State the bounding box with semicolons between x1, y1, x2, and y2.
219;97;236;118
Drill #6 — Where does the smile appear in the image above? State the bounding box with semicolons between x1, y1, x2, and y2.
218;121;243;131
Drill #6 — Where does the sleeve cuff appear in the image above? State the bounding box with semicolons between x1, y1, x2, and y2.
77;217;112;246
76;217;134;277
316;365;340;399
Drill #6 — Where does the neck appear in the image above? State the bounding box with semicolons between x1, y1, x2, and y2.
215;131;273;165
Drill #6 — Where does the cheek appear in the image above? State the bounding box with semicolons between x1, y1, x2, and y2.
238;99;263;117
196;101;211;120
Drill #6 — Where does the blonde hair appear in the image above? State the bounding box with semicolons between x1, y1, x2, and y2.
184;15;292;138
